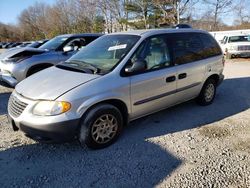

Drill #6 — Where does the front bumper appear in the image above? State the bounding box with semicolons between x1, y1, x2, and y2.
227;50;250;57
0;72;18;87
8;91;81;142
9;116;80;142
0;61;18;87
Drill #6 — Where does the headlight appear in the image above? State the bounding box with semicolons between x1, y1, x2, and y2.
33;101;71;116
1;69;12;75
3;56;30;63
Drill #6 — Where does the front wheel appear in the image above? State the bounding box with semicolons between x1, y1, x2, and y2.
196;79;216;106
78;104;123;149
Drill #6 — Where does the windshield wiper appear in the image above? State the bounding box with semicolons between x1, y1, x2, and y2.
56;64;87;73
66;60;100;74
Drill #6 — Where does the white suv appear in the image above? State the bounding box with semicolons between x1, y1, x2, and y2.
221;34;250;58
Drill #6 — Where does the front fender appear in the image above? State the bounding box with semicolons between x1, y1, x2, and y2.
76;92;130;117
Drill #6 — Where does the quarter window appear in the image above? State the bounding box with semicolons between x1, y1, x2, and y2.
199;33;222;58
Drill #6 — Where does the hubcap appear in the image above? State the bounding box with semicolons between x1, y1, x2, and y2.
204;83;215;102
91;114;118;144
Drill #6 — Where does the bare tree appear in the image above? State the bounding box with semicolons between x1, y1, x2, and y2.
153;0;199;26
234;0;250;25
203;0;233;30
18;2;51;39
125;0;155;29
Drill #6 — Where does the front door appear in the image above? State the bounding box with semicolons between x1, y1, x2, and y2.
128;35;178;120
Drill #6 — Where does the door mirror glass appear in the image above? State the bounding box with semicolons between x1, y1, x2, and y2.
63;46;74;53
125;59;146;74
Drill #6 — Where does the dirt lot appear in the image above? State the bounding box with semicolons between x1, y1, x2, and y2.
0;60;250;188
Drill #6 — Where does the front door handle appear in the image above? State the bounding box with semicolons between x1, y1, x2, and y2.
166;76;176;82
178;73;187;79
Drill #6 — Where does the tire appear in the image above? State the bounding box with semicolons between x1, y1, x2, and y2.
196;79;217;106
78;104;123;149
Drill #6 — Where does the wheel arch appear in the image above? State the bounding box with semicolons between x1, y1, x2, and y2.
80;99;129;127
206;74;220;86
26;63;54;77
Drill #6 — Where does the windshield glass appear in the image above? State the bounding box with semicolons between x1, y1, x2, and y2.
39;36;68;50
228;35;250;43
63;35;140;73
222;36;227;44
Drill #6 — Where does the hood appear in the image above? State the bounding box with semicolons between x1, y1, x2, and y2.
15;66;100;100
0;47;46;61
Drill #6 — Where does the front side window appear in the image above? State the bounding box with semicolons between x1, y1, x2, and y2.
59;35;140;74
130;35;171;71
39;36;68;50
170;33;204;65
64;38;87;51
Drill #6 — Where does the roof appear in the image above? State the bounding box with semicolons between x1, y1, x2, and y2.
58;33;103;38
108;28;209;37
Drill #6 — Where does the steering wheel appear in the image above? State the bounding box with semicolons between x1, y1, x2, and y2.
149;62;166;70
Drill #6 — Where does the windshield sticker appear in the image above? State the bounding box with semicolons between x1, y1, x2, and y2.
60;38;68;41
108;44;127;51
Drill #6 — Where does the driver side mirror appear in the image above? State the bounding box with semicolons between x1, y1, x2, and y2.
125;59;146;74
63;46;74;53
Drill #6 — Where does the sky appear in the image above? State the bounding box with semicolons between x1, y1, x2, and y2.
0;0;55;25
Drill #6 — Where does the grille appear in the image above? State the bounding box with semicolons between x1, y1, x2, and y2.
238;45;250;51
8;94;28;118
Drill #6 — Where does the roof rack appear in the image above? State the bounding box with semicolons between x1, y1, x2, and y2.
173;24;192;29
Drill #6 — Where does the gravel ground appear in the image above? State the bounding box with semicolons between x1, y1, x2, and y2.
0;60;250;188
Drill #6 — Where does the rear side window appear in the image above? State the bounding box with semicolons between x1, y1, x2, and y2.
169;33;204;65
199;33;222;58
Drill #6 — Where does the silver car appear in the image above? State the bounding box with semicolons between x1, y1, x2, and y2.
8;29;224;149
0;33;102;87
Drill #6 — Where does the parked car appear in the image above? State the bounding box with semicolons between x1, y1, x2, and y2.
220;34;250;58
16;41;33;48
8;42;22;48
15;40;49;49
0;42;7;48
2;42;13;48
26;40;49;48
0;33;102;87
8;29;224;149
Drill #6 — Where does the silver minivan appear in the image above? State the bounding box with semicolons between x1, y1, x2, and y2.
8;29;224;149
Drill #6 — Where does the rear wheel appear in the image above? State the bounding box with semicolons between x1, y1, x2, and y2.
79;104;123;149
196;79;216;106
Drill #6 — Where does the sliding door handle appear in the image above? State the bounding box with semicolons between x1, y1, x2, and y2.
178;73;187;79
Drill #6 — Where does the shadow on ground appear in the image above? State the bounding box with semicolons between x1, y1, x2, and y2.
0;77;250;187
0;93;11;116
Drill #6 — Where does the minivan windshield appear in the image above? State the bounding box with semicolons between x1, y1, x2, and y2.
39;36;68;50
61;35;140;74
228;35;250;43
